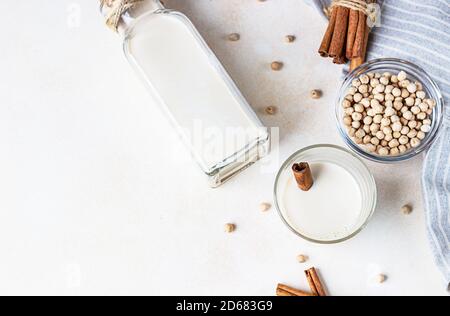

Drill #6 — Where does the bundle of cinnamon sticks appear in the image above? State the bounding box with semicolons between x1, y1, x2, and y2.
318;1;374;70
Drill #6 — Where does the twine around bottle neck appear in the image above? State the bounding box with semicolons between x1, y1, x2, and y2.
100;0;144;32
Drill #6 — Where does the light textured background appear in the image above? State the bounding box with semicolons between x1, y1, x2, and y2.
0;0;447;295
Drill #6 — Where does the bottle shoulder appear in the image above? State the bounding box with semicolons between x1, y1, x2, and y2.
123;10;191;38
122;9;200;65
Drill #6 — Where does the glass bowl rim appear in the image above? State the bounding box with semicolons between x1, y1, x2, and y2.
273;144;377;244
335;58;445;163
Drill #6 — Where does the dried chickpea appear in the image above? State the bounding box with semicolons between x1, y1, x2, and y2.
259;202;272;212
407;129;418;139
377;274;387;284
401;126;410;135
398;145;407;153
411;138;421;148
401;204;412;215
417;131;426;140
416;112;427;120
297;254;308;263
224;223;236;233
310;90;322;99
390;147;400;156
399;135;409;145
411;106;421;115
421;124;431;133
343;116;352;126
228;33;240;41
408;120;418;129
354;103;364;113
416;91;426;99
352;121;361;129
360;74;370;84
378;147;389;156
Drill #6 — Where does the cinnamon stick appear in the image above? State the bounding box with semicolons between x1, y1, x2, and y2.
328;6;349;58
276;284;315;297
333;55;347;65
352;10;367;59
276;288;297;296
350;14;370;70
346;9;359;59
292;162;314;191
318;7;338;57
305;268;327;296
305;270;319;296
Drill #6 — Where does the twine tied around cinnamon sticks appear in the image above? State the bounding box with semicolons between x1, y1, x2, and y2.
319;0;378;70
100;0;144;31
330;0;378;24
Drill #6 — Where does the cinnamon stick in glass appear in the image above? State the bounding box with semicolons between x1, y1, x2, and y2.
292;162;314;191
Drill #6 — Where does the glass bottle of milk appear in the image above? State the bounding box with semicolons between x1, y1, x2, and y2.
100;0;270;187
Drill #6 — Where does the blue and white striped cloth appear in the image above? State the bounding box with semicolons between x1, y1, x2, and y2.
308;0;450;289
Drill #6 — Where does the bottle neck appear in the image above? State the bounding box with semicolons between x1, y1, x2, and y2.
101;0;164;33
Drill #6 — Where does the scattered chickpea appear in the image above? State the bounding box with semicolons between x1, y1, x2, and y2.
224;223;236;233
297;254;308;263
401;204;412;215
285;35;296;43
259;202;271;212
377;274;387;284
227;33;240;41
271;61;283;71
265;106;277;115
310;90;322;99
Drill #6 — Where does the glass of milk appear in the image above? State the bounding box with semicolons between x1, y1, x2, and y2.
101;0;270;187
274;145;377;243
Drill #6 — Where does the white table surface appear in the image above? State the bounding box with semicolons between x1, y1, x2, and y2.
0;0;447;296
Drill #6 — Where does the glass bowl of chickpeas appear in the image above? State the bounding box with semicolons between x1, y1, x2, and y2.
336;58;444;163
